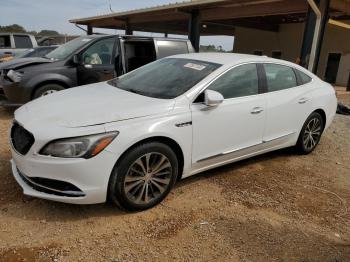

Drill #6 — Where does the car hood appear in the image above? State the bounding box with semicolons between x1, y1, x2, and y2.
15;81;175;129
0;57;52;70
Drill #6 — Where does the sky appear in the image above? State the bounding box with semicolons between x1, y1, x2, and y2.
0;0;234;50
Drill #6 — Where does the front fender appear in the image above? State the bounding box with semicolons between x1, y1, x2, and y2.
103;112;193;178
20;73;75;102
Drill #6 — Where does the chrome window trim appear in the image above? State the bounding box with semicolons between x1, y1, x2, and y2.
262;62;314;93
191;61;315;103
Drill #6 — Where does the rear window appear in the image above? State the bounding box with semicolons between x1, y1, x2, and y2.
297;70;312;85
156;41;189;58
0;35;11;48
264;64;297;92
14;35;33;48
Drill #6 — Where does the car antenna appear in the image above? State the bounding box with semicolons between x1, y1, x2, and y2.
108;0;114;13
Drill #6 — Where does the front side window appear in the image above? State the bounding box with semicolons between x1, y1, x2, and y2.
208;64;259;99
264;64;297;92
109;58;220;99
14;35;33;48
82;38;115;65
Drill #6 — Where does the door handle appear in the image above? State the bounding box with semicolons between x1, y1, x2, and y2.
251;107;264;114
298;97;309;104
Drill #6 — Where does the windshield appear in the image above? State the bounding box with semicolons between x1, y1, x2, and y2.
109;58;221;99
45;37;93;61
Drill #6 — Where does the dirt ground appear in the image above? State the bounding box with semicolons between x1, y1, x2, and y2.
0;89;350;262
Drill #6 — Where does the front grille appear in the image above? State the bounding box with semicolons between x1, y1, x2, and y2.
18;170;85;197
11;122;35;155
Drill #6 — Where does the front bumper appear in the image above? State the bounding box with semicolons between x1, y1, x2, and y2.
0;94;23;107
11;148;118;205
0;77;25;105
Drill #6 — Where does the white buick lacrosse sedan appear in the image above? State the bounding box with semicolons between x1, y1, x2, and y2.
10;53;337;210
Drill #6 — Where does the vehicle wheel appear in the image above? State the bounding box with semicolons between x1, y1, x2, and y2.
296;112;324;154
108;142;178;211
33;84;65;99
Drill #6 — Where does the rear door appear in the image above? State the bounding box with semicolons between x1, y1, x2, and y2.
262;63;314;143
77;37;117;85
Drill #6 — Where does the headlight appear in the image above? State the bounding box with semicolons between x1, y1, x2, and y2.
40;132;119;159
7;69;23;82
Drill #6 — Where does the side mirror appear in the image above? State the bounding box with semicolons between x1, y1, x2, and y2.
204;90;224;107
72;54;81;64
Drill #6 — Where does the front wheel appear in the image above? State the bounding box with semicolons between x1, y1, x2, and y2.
33;84;65;99
108;142;178;211
296;112;324;154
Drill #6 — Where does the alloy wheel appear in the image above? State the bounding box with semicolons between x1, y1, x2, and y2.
124;152;172;205
303;117;322;151
41;90;57;96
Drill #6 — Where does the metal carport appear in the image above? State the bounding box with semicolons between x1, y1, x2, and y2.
69;0;350;73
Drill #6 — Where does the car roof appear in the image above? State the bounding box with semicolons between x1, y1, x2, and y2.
0;33;34;36
170;52;294;66
86;34;189;42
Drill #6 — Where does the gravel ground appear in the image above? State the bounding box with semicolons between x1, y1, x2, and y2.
0;90;349;261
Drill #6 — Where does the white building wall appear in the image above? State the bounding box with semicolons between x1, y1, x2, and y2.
233;22;350;86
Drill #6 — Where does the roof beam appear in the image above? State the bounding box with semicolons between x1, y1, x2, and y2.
330;0;350;14
201;0;308;20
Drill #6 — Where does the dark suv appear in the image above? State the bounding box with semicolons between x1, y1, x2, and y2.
0;35;194;105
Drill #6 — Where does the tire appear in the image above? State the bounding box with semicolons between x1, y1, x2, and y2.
108;142;178;211
33;84;65;99
296;112;324;154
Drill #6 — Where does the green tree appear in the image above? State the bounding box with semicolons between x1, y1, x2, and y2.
0;24;26;33
37;30;60;36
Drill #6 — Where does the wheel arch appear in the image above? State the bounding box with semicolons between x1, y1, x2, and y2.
31;80;70;99
313;108;326;127
114;136;185;181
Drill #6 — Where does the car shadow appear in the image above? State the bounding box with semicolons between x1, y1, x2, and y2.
175;147;297;189
2;147;298;222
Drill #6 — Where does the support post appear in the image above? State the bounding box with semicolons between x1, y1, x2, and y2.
313;0;330;73
87;25;93;35
188;10;201;52
125;21;133;35
300;0;330;73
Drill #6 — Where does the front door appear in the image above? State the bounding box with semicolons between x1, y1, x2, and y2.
191;63;266;167
77;37;116;85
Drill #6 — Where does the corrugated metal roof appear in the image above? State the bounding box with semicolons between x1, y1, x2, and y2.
69;0;227;23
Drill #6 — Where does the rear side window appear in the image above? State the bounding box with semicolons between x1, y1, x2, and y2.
296;70;312;85
14;35;33;48
208;64;259;99
0;35;11;48
264;64;297;92
156;41;189;58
